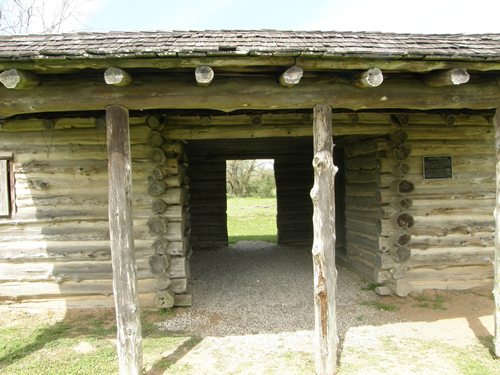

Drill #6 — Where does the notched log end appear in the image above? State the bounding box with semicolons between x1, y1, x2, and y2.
195;66;214;86
279;65;303;87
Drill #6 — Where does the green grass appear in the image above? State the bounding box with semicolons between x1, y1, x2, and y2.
0;310;194;375
360;300;399;312
412;294;446;310
227;197;277;244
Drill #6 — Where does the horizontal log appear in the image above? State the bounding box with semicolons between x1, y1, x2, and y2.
0;220;184;242
195;66;214;86
0;239;187;261
408;247;493;268
0;259;153;282
279;66;303;87
409;278;492;292
0;75;498;117
351;68;384;88
406;265;493;282
2;54;500;74
0;278;187;298
11;145;151;162
0;292;157;309
424;68;470;88
0;126;150;146
409;140;495;156
104;67;132;87
346;155;379;170
164;111;492;127
0;69;39;89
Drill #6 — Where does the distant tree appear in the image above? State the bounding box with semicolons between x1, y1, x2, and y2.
226;160;257;197
226;159;276;197
0;0;83;34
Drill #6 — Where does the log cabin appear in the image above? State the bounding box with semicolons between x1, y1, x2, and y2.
0;30;499;369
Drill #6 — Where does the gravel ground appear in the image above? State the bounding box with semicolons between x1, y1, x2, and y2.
160;241;398;340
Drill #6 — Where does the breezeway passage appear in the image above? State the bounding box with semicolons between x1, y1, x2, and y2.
155;241;496;374
159;241;392;337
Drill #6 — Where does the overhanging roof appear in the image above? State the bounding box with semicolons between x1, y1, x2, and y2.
0;30;499;62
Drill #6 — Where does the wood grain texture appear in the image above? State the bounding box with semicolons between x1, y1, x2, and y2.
311;104;338;375
0;160;9;216
106;104;143;374
494;107;500;358
0;75;498;117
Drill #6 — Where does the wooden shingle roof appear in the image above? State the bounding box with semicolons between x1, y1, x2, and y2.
0;30;498;61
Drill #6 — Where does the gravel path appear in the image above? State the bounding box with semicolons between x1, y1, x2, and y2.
160;241;397;339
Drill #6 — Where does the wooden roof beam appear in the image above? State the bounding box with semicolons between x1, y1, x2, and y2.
0;75;498;117
424;68;470;87
279;66;303;87
104;67;132;86
0;68;39;89
351;68;384;88
195;66;214;86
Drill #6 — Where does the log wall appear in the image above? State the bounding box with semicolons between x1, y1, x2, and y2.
0;116;190;310
186;137;315;248
275;153;314;244
0;111;495;308
187;157;228;249
343;113;495;296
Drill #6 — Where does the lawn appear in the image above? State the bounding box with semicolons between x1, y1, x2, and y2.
226;196;277;244
0;311;194;375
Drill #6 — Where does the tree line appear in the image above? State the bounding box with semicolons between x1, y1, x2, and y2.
226;160;276;198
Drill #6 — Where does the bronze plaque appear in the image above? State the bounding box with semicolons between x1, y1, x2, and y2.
423;156;452;179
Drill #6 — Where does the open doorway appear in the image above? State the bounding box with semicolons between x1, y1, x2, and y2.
226;159;277;244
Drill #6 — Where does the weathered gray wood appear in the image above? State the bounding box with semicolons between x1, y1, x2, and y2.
0;160;9;216
0;69;39;89
106;104;143;374
424;68;470;87
0;76;498;117
104;67;132;87
351;68;384;88
2;55;499;74
279;66;303;87
494;107;500;357
311;104;338;375
195;66;214;86
155;290;175;308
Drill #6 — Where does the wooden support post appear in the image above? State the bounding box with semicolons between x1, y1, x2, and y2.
0;68;39;89
311;104;338;375
195;66;214;86
351;68;384;88
106;104;143;374
104;67;132;86
279;65;303;87
494;107;500;358
424;68;470;87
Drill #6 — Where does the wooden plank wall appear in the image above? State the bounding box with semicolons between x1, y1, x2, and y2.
186;137;315;248
343;113;495;295
187;157;228;249
275;155;313;244
0;117;190;310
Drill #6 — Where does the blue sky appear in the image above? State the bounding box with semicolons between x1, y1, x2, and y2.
79;0;500;34
10;0;486;34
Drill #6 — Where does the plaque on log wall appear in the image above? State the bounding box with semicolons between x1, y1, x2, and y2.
423;156;453;180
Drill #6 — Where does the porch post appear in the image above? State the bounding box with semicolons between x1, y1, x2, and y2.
494;107;500;357
311;104;338;374
106;104;143;374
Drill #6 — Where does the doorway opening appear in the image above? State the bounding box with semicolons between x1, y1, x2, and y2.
226;159;277;244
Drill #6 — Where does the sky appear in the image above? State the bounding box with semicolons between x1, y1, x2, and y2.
76;0;500;34
2;0;499;34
